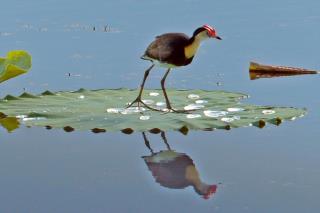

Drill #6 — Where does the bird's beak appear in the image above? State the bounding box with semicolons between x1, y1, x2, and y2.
215;36;222;40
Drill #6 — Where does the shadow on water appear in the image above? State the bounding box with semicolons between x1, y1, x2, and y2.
141;131;218;200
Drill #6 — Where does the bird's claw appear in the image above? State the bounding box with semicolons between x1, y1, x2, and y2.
127;98;195;114
126;98;162;112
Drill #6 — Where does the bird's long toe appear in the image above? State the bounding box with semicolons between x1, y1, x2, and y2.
126;98;161;112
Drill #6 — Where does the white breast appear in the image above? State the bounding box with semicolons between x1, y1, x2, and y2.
143;55;179;68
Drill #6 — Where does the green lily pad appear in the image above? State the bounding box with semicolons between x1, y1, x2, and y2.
0;88;306;133
0;50;32;83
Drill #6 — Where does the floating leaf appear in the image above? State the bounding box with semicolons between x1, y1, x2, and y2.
0;50;32;83
0;89;306;133
249;61;319;80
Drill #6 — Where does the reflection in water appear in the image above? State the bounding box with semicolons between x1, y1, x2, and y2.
0;115;218;199
142;132;217;199
250;70;317;80
0;113;20;133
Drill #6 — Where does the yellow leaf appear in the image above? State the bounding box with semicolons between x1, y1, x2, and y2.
0;50;32;83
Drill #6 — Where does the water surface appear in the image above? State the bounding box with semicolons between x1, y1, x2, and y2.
1;0;320;212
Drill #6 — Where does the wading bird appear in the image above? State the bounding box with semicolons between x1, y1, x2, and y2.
127;24;221;113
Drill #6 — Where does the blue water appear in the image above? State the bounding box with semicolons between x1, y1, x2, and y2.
1;0;320;212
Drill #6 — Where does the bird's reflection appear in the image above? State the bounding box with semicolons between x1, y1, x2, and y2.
142;131;217;199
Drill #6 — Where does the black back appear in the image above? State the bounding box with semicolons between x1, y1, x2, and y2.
192;27;206;37
142;33;194;66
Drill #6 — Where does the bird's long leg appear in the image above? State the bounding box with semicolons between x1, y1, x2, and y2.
161;68;193;113
160;131;171;150
161;68;173;110
142;132;154;154
137;64;154;101
126;64;160;111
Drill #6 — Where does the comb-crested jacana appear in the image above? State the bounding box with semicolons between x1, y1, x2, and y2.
127;24;222;113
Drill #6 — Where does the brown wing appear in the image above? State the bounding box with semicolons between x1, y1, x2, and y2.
143;153;194;189
143;33;190;66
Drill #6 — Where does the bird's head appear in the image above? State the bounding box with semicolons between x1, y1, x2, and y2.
202;184;218;199
194;183;218;199
193;24;222;40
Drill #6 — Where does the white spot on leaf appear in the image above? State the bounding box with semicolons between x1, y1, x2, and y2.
184;104;205;111
186;114;202;119
107;108;122;113
121;107;146;114
162;108;171;112
142;99;154;105
203;110;228;118
156;102;166;107
195;100;208;104
16;115;27;119
227;107;244;112
139;115;150;120
262;110;275;115
221;116;240;123
22;117;47;122
187;94;200;99
149;92;159;97
221;117;234;122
